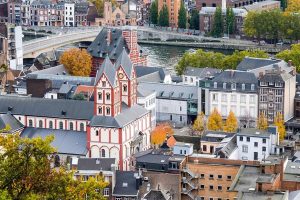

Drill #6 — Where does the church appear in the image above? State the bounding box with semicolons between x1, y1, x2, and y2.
0;48;151;171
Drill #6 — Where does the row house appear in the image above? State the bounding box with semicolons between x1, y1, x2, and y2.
0;50;152;171
199;70;258;128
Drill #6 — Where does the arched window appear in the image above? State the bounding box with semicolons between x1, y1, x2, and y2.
98;92;102;100
49;121;53;129
123;84;127;92
39;120;43;128
80;123;84;131
98;107;102;114
96;130;99;136
106;107;110;115
28;119;33;127
59;122;63;129
101;149;106;158
69;122;74;130
106;93;110;100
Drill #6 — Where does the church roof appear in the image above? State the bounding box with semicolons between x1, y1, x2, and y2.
94;57;117;87
114;48;133;79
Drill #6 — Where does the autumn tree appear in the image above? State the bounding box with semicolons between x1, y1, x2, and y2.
193;112;206;135
178;1;187;29
207;108;223;131
274;113;286;141
223;111;238;133
286;0;300;13
151;123;174;147
59;48;92;77
257;112;268;130
0;134;108;199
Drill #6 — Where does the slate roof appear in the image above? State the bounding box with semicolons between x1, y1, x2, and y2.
184;67;221;78
201;131;233;142
87;28;128;60
259;70;293;83
77;158;115;171
115;48;133;79
137;85;155;97
94;57;117;86
215;135;237;158
30;65;69;75
237;57;281;71
143;190;169;200
58;83;74;94
90;103;148;128
135;66;166;83
237;128;271;138
113;171;138;196
138;82;198;101
21;127;87;156
0;95;94;120
0;113;24;133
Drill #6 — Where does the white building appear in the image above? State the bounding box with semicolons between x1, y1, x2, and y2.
137;86;156;128
182;67;221;86
64;3;75;26
173;142;193;155
237;127;279;161
200;70;258;127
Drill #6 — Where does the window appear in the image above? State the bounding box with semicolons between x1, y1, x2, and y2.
231;94;236;102
247;137;250;142
269;82;274;85
180;150;182;154
49;121;53;129
209;174;214;179
209;185;214;190
254;142;258;147
275;82;283;87
103;188;109;196
242;83;245;90
38;120;43;128
218;175;222;179
218;185;222;191
231;83;236;90
59;122;63;129
263;138;266;143
203;145;207;152
106;107;110;115
251;84;255;90
223;82;227;89
242;145;248;153
240;95;246;103
212;93;218;102
221;105;227;116
80;123;84;131
262;146;266;152
227;175;232;180
102;81;106;87
250;95;255;103
200;184;205;189
214;82;217;88
98;92;102;100
101;149;106;157
96;130;99;136
106;93;110;100
200;174;205;178
98;107;102;114
239;136;243;141
69;122;74;130
29;119;33;127
170;115;172;121
180;116;182;122
221;94;227;102
123;85;127;92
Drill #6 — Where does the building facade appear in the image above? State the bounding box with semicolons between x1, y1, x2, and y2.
158;0;181;28
64;3;74;26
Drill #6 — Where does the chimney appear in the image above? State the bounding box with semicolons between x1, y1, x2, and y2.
222;0;226;9
259;72;264;78
107;29;112;45
230;70;234;78
288;60;292;67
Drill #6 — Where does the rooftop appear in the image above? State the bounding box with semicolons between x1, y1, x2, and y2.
239;191;288;200
113;171;139;196
183;67;221;78
237;128;271;138
237;57;281;71
0;113;24;133
77;158;115;171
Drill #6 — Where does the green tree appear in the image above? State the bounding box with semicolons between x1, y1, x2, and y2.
282;13;300;43
226;8;235;35
72;93;86;101
276;43;300;72
158;4;169;27
189;9;199;30
211;7;223;37
150;0;158;25
207;108;223;131
280;0;287;11
178;1;187;29
192;112;206;135
244;11;267;44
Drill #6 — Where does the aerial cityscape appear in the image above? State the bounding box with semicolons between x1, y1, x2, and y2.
0;0;300;199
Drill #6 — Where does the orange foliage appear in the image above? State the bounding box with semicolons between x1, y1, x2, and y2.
59;48;92;76
150;123;174;146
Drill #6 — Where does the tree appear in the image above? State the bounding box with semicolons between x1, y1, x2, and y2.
274;113;286;141
282;13;300;43
207;108;223;131
0;134;108;199
211;7;223;37
150;0;158;25
193;112;206;135
189;9;199;30
226;8;235;35
178;1;187;29
223;111;238;133
151;123;174;146
286;0;300;13
280;0;288;11
72;93;86;101
59;48;92;77
276;43;300;72
158;4;169;27
244;11;267;44
257;112;268;130
88;0;117;17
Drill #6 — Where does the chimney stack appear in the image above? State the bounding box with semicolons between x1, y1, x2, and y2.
107;29;112;45
288;60;292;67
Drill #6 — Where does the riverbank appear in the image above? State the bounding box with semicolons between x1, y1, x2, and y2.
138;40;286;53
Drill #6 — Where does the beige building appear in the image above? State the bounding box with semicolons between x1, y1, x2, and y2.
95;2;136;26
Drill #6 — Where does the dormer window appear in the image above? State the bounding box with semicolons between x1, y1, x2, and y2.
242;83;245;91
102;81;106;87
223;83;226;89
251;84;255;91
231;83;236;90
214;82;217;88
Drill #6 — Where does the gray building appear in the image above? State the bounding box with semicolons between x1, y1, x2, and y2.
182;67;221;86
